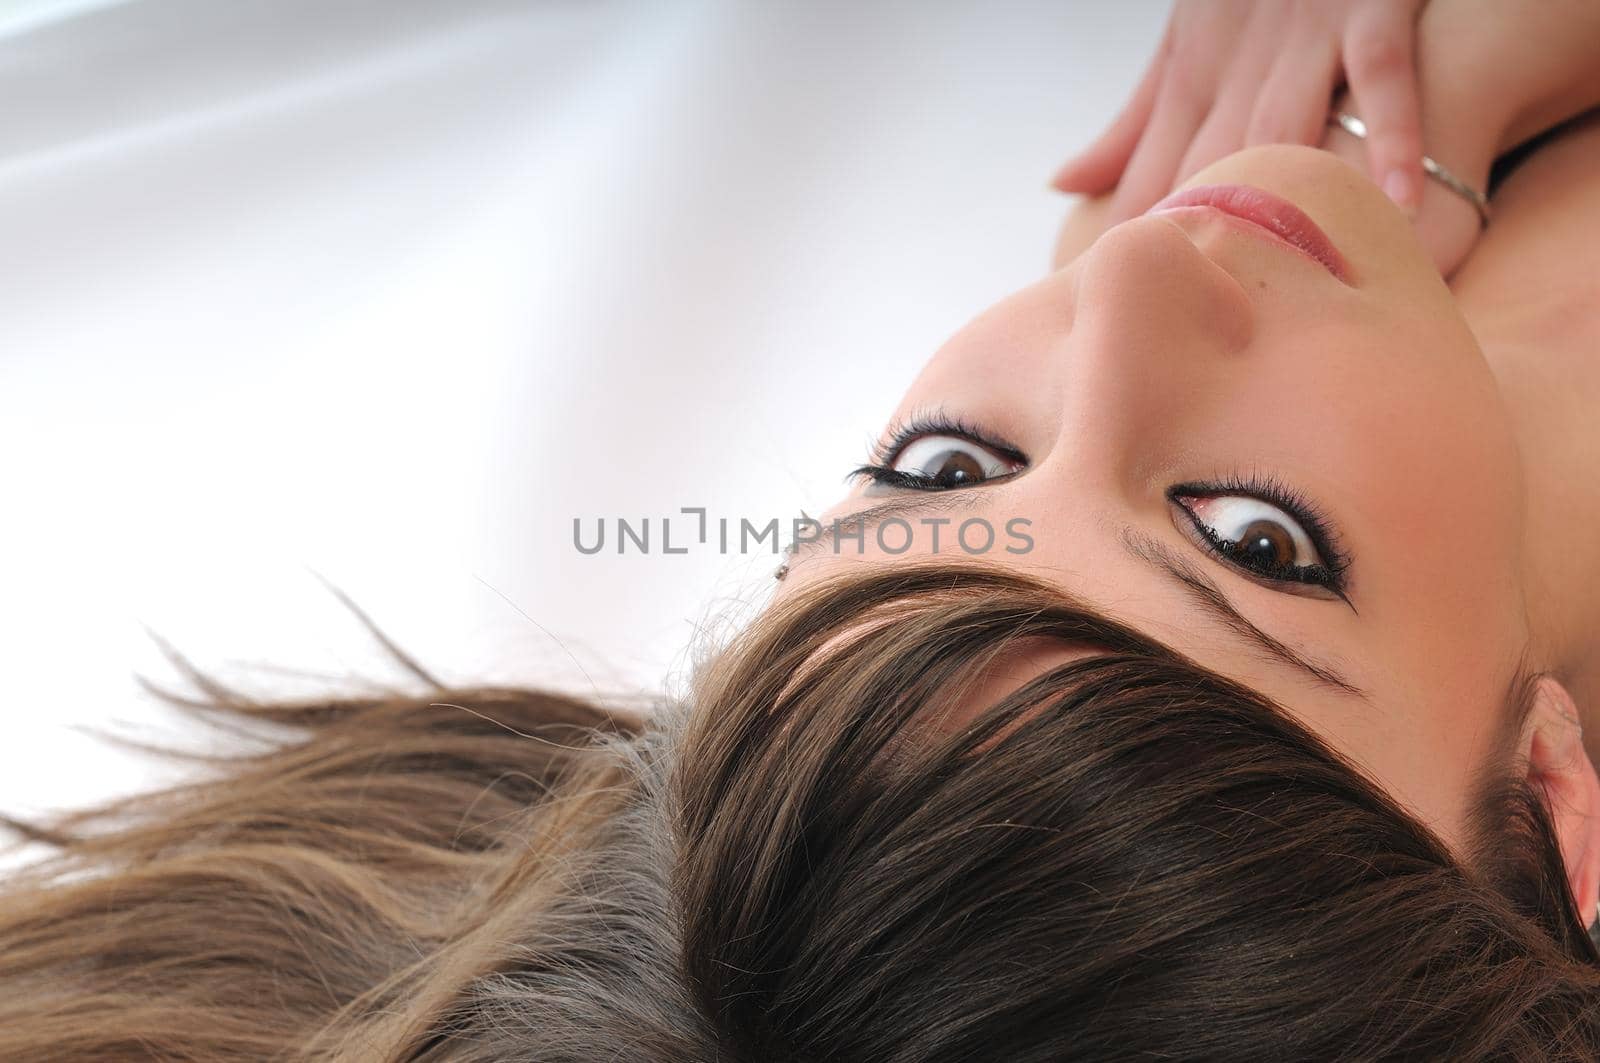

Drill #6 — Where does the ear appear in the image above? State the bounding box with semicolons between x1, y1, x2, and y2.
1517;677;1600;927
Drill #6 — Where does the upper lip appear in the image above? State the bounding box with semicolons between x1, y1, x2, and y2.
1146;184;1352;285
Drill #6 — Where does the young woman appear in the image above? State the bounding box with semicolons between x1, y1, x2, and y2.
5;2;1600;1059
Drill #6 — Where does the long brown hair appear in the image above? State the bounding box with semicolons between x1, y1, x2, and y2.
2;561;1597;1060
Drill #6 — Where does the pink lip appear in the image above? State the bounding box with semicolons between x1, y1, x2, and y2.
1146;184;1351;283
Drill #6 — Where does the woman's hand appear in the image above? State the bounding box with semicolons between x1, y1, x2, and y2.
1051;0;1429;221
1050;0;1600;277
1319;0;1600;276
1316;84;1487;279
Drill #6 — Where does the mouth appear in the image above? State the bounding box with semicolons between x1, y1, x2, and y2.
1146;184;1352;285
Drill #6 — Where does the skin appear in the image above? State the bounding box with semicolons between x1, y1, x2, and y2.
1051;1;1430;227
1054;0;1600;278
774;123;1600;882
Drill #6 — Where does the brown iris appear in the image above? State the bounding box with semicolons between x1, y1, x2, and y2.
1235;519;1295;568
921;448;984;487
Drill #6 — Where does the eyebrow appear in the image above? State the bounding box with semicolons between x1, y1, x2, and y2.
790;499;1369;702
1119;528;1368;700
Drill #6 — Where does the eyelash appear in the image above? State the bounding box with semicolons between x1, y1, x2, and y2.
847;412;1027;491
1168;474;1352;594
848;414;1352;594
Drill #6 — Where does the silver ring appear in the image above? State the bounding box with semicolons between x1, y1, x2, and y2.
1327;111;1490;228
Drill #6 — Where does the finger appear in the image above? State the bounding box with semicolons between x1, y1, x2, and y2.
1171;83;1252;187
1105;65;1212;221
1172;12;1281;184
1050;19;1171;194
1343;3;1426;212
1402;179;1480;277
1245;27;1341;147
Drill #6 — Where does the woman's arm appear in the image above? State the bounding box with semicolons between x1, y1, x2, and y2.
1441;0;1600;156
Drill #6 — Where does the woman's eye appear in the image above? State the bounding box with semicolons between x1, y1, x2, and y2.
888;434;1023;488
1173;493;1330;582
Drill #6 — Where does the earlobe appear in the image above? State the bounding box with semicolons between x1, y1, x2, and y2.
1519;676;1600;928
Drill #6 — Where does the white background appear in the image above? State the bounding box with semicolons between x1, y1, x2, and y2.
0;0;1164;823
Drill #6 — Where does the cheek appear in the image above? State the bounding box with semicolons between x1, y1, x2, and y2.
1267;306;1522;601
1337;701;1490;857
1342;370;1522;619
1320;359;1527;713
889;268;1081;437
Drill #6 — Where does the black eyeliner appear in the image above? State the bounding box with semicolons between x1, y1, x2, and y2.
1168;476;1355;602
849;409;1026;492
848;411;1357;605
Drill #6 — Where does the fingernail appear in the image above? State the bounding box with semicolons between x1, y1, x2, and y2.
1383;169;1419;215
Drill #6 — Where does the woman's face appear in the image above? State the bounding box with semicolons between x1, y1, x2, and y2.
777;144;1530;853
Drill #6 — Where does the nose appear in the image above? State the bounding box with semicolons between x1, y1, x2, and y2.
1047;215;1256;485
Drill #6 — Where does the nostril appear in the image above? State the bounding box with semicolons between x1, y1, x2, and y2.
1089;215;1257;357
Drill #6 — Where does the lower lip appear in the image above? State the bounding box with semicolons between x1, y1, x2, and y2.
1146;184;1351;283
